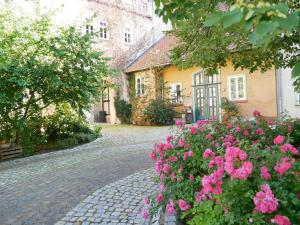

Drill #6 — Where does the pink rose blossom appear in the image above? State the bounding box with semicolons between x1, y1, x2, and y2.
224;147;253;180
274;157;293;176
260;166;272;180
197;119;209;127
274;135;285;145
280;144;299;155
141;208;149;220
163;164;170;173
160;183;165;192
155;161;162;174
206;133;213;140
150;150;156;160
203;148;215;159
189;174;194;181
253;110;261;117
271;215;291;225
177;176;182;183
178;139;185;147
208;156;224;169
163;143;173;151
201;169;223;195
253;184;278;214
255;128;264;135
156;193;163;203
190;126;198;135
178;199;190;211
166;200;175;215
169;155;178;162
166;135;173;143
243;129;250;137
234;127;241;132
175;120;184;128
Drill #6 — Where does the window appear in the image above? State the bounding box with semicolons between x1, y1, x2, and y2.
99;22;108;39
86;24;93;34
296;92;300;105
169;83;182;103
228;75;246;100
124;28;131;44
136;77;145;96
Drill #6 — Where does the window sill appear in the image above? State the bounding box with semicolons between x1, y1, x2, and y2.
232;100;248;103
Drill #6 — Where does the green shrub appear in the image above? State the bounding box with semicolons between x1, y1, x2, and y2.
143;98;175;125
221;97;239;118
145;111;300;225
114;95;132;124
18;104;101;156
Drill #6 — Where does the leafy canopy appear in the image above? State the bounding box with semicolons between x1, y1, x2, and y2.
0;7;112;141
154;0;300;90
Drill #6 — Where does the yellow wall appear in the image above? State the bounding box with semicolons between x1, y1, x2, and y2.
130;63;278;122
220;64;277;118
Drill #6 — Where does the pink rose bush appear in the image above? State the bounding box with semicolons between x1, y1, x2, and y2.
143;112;300;224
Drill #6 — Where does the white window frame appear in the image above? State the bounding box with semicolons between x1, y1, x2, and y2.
169;83;183;103
136;77;145;96
86;24;94;34
99;22;108;40
124;28;131;44
295;92;300;106
228;74;247;101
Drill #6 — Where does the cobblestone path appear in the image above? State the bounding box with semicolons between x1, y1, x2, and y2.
55;169;157;225
0;125;170;225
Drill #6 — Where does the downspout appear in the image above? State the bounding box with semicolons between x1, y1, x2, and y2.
275;68;284;117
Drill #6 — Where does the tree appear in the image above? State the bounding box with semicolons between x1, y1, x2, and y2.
154;0;300;89
0;8;112;143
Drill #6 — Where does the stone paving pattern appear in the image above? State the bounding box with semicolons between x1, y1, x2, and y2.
0;125;170;225
55;169;157;225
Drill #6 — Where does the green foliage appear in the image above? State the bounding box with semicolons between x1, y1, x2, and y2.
143;98;175;125
221;97;239;118
0;7;111;144
18;104;101;156
42;104;100;142
114;95;132;124
154;0;300;89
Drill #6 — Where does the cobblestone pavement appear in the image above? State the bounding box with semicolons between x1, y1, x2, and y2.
55;169;157;225
0;125;171;225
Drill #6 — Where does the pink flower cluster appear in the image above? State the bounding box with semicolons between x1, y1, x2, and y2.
274;157;294;176
253;184;278;214
274;135;285;145
203;148;215;159
260;166;272;180
271;215;291;225
178;199;190;211
280;144;299;155
224;147;253;180
166;200;175;215
201;168;223;195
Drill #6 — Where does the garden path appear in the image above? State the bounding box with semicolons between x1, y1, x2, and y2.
0;125;170;225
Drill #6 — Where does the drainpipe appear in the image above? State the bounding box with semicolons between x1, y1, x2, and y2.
275;68;284;117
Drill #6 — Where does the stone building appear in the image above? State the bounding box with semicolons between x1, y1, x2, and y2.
1;0;170;123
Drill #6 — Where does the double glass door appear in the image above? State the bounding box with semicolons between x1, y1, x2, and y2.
194;72;220;120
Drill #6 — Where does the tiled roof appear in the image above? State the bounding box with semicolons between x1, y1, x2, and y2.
124;35;177;73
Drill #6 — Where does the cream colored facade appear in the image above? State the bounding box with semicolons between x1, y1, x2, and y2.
129;63;278;124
